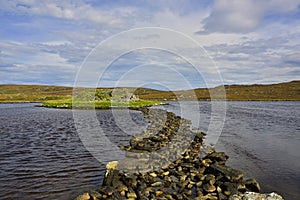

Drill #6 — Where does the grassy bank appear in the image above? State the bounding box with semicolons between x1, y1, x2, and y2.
41;99;164;109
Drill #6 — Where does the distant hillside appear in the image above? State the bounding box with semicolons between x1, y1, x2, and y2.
0;80;299;102
0;85;73;102
136;81;300;101
221;80;300;100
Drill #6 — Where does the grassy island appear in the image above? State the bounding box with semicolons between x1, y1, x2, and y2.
41;98;164;109
40;88;164;109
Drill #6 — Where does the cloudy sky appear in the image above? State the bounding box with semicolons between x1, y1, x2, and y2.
0;0;299;90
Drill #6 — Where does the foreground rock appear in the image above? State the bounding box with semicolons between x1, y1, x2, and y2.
75;108;283;200
229;192;284;200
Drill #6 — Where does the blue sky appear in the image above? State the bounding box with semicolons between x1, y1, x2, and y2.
0;0;299;90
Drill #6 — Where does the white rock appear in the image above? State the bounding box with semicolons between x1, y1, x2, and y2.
105;161;118;176
229;192;284;200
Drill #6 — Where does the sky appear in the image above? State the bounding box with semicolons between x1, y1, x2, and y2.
0;0;299;90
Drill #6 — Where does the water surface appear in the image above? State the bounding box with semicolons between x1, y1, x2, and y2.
0;104;146;200
157;101;300;200
0;102;299;199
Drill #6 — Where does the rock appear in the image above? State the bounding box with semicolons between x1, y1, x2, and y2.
120;190;126;197
196;181;203;187
74;192;90;200
142;173;156;184
218;192;228;200
179;174;187;182
112;192;125;200
123;173;138;188
151;181;163;187
201;193;218;200
163;171;170;176
156;190;164;196
149;172;157;178
120;145;131;151
210;164;243;181
98;186;114;196
103;161;119;186
244;178;261;192
127;188;137;199
203;183;216;193
208;152;229;164
130;136;143;147
216;186;222;193
162;164;170;170
185;189;193;196
224;190;232;196
199;145;215;158
223;182;238;196
202;158;212;167
89;190;102;199
229;192;284;200
103;169;120;187
237;183;246;192
178;180;189;192
114;181;128;192
144;187;153;197
205;174;216;185
106;161;118;171
178;166;183;172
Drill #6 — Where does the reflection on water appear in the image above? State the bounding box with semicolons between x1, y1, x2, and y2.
0;101;299;199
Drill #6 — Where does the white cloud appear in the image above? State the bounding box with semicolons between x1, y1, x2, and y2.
203;34;300;85
41;40;71;46
200;0;300;33
0;40;78;85
0;0;134;27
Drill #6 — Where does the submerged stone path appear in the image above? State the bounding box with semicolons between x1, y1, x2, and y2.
75;108;283;200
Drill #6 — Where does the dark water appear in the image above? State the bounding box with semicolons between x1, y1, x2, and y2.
0;102;299;199
0;104;147;200
157;101;300;200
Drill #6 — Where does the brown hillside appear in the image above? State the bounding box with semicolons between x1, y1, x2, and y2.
0;80;299;102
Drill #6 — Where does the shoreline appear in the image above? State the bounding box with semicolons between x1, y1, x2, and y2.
1;99;300;105
74;107;283;200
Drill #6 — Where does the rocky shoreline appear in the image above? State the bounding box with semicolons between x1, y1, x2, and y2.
75;108;283;200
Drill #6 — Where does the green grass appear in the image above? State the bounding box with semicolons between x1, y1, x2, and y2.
41;99;164;109
41;99;73;108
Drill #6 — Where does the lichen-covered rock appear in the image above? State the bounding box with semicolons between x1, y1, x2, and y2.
229;192;284;200
74;192;90;200
106;161;118;170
